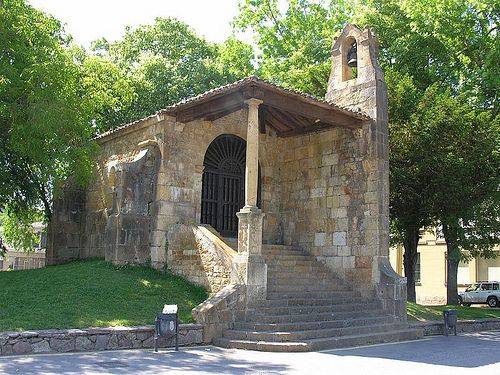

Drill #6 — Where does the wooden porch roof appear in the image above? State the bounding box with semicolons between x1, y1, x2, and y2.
97;76;371;142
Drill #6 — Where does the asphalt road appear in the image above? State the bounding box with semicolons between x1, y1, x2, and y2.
0;331;499;374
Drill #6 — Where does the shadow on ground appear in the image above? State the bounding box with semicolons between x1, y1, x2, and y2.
1;331;499;374
328;331;500;368
0;347;288;375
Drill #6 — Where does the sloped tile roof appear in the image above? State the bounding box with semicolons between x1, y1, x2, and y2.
95;76;370;141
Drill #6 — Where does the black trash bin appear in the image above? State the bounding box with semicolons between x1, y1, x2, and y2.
154;305;179;351
443;309;458;336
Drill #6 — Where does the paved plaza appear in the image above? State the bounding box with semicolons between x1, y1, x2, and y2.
0;331;499;375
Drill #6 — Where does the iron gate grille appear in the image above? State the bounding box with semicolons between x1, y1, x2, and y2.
201;135;246;237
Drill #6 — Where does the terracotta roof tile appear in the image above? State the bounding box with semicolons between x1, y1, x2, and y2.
95;76;370;141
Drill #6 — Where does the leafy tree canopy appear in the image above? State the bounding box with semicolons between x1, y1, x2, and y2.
0;0;96;220
0;206;43;252
91;17;255;130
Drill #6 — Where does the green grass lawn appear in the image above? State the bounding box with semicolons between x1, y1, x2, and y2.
408;302;500;322
0;259;208;332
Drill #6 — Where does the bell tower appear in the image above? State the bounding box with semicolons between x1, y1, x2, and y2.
326;23;387;126
325;24;404;318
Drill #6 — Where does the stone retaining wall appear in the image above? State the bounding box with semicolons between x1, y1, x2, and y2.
0;324;203;356
410;318;500;336
193;284;247;344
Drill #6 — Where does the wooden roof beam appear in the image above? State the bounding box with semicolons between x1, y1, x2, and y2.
174;91;244;123
255;90;364;129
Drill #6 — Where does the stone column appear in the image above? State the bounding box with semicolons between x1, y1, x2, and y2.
243;98;262;208
236;98;267;302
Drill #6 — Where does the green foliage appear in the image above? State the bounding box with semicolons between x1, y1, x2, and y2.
0;259;208;331
0;206;43;252
235;0;361;96
77;50;137;134
411;87;499;257
93;17;255;129
0;0;96;220
359;0;499;107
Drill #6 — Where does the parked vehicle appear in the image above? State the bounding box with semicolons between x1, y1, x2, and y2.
458;282;500;308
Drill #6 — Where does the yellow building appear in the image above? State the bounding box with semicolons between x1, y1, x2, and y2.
390;230;500;305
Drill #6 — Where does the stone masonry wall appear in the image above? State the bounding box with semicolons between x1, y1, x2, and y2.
49;110;284;276
277;127;374;290
0;324;203;356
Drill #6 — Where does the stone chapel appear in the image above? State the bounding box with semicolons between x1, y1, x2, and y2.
47;24;422;350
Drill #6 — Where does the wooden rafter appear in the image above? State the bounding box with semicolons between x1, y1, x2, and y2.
166;79;368;135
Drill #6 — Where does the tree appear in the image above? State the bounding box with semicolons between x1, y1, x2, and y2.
76;50;137;134
412;87;499;304
0;0;96;221
92;18;255;129
360;0;499;304
0;207;43;252
386;70;434;302
234;0;358;96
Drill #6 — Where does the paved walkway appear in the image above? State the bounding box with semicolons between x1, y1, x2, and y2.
0;331;499;374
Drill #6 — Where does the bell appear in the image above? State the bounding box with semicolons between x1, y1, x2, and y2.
347;42;357;68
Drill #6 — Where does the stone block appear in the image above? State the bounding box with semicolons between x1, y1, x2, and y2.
355;256;372;269
342;256;355;269
50;338;75;352
93;335;109;350
314;233;326;247
337;245;351;256
75;336;94;351
12;341;32;355
33;340;51;353
322;154;339;166
332;232;347;246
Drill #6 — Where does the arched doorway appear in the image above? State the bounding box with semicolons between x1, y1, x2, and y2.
201;134;259;237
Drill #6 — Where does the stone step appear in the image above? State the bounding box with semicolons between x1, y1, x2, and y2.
267;275;342;290
223;323;407;342
268;270;335;278
243;309;386;323
267;264;330;273
251;295;362;308
266;259;323;267
234;315;396;332
214;329;423;352
264;253;312;260
246;302;380;316
267;284;350;293
266;290;359;300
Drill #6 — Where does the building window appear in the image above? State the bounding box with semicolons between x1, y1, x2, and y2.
415;253;421;283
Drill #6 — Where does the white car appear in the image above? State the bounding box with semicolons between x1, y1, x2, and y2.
458;281;500;308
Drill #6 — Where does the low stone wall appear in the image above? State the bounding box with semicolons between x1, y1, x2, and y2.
193;284;247;344
0;324;203;356
410;318;500;336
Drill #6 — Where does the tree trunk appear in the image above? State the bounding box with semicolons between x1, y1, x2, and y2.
403;227;420;303
443;222;461;305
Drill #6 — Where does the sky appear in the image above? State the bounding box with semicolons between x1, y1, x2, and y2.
29;0;249;47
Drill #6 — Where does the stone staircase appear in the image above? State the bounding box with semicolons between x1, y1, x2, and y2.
214;244;422;351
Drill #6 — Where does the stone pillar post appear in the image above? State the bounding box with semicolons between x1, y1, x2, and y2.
243;98;262;208
236;98;267;302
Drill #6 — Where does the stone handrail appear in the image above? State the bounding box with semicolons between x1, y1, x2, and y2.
192;284;247;344
377;257;407;320
194;225;246;284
